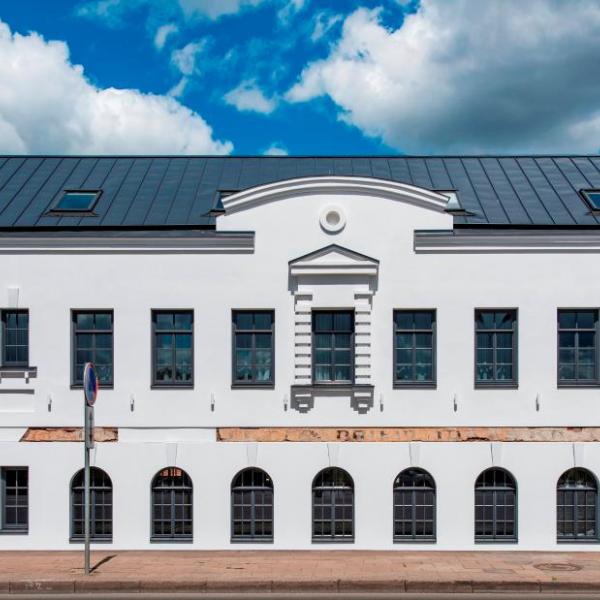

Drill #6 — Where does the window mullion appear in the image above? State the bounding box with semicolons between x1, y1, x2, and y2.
492;329;498;382
251;332;256;383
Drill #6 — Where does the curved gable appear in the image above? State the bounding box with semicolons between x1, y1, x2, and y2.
220;176;451;215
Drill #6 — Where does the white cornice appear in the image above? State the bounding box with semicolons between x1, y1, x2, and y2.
221;176;450;214
414;231;600;253
0;234;254;253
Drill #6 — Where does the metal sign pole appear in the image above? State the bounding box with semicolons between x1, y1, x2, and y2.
84;401;91;575
82;362;98;577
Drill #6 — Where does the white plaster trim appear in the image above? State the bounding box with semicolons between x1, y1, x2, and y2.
289;245;379;278
221;176;450;214
415;231;600;253
0;234;254;253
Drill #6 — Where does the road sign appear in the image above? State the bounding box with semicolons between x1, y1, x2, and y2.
83;363;98;406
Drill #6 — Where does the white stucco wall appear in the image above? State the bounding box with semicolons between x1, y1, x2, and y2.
0;179;598;549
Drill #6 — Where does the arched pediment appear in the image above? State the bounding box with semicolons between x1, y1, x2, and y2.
220;176;450;214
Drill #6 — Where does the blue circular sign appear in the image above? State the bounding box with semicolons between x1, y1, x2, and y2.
83;362;99;406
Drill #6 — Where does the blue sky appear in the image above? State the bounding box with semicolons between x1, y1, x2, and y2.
0;0;599;156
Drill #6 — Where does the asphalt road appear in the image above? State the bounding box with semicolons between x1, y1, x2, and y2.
0;594;597;599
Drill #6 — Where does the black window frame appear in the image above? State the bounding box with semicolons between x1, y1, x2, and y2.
474;467;518;544
231;310;275;388
70;467;112;542
231;468;274;543
393;310;436;389
150;467;193;543
71;310;114;388
474;309;518;388
557;309;600;387
312;310;355;385
557;468;599;543
48;190;102;214
393;468;436;543
0;467;28;534
580;189;600;212
312;467;354;543
1;309;29;369
151;310;194;388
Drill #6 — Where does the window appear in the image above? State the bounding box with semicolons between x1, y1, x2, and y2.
51;190;101;212
1;310;29;368
151;467;193;542
474;468;517;543
558;310;599;385
71;467;112;542
0;467;28;533
232;311;274;386
152;311;193;387
72;311;113;386
393;468;436;542
475;310;517;387
557;468;598;542
581;189;600;211
312;311;354;384
312;468;354;542
231;468;273;542
394;310;435;387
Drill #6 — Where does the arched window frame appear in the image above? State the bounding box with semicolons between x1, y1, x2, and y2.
230;467;274;543
393;468;436;543
474;467;517;543
557;467;599;543
312;467;354;543
70;467;112;542
150;467;193;542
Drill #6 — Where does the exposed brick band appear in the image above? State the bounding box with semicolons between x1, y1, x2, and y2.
20;427;118;442
217;427;600;442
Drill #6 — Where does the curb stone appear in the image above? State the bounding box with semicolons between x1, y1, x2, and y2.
271;578;337;592
405;579;473;593
9;581;75;593
4;577;600;594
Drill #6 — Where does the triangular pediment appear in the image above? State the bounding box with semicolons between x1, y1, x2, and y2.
289;244;379;277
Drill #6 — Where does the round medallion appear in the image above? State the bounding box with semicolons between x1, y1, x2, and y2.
320;206;346;233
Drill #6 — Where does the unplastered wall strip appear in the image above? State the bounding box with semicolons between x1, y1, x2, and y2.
217;427;600;443
21;427;118;442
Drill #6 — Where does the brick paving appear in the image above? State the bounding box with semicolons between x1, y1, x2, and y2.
0;551;599;593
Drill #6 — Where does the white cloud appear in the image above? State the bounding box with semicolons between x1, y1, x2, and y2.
263;142;288;155
224;80;277;114
287;0;600;153
154;23;178;50
171;40;205;76
277;0;307;24
310;11;342;43
78;0;267;24
167;77;188;98
0;20;232;154
178;0;266;20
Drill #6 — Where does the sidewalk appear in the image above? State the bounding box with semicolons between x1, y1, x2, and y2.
1;550;600;594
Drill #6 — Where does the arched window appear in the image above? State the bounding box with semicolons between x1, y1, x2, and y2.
393;468;436;542
312;467;354;542
231;468;273;542
71;467;112;541
474;468;517;543
151;467;192;541
557;468;598;542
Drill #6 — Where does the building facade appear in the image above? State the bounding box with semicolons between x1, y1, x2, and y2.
1;155;600;550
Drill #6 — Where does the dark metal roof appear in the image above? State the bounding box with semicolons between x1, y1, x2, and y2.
1;155;600;229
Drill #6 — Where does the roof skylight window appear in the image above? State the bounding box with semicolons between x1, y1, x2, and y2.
51;190;101;213
581;189;600;211
442;191;462;211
